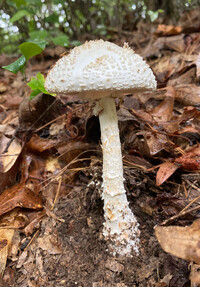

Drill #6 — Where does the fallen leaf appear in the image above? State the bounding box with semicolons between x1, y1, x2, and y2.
0;184;43;217
0;229;14;277
56;141;96;164
196;54;200;78
156;162;179;186
0;82;7;93
23;210;46;235
142;35;185;58
26;134;59;152
0;138;22;173
145;132;169;156
156;145;200;185
175;145;200;171
175;85;200;106
190;263;200;286
155;219;200;264
151;86;175;122
167;67;196;87
3;94;22;108
37;233;62;254
16;250;28;269
156;24;182;36
0;209;28;229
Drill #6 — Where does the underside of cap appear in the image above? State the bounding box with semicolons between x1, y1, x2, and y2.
45;40;156;99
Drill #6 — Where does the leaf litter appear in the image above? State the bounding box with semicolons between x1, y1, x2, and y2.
0;11;200;287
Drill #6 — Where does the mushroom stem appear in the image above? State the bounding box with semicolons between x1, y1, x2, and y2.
98;96;140;256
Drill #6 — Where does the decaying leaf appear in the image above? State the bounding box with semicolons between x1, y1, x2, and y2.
26;134;59;152
0;228;14;277
151;86;175;122
155;219;200;264
190;263;200;286
156;24;182;36
0;138;22;173
37;233;62;254
0;184;43;217
0;209;28;229
175;85;200;106
175;145;200;171
156;145;200;185
156;162;179;186
196;54;200;78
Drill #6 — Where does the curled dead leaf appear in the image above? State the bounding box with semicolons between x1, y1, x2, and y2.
155;219;200;264
26;134;59;152
0;184;43;217
156;145;200;185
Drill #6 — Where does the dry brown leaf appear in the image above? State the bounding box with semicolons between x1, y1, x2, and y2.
152;55;176;83
0;184;43;217
156;145;200;185
178;125;200;135
0;138;22;173
196;53;200;78
26;134;58;152
37;234;62;254
131;108;152;123
3;94;22;108
175;145;200;171
156;162;179;186
167;67;196;87
151;87;175;122
155;219;200;264
190;263;200;286
175;85;200;106
0;82;7;93
0;228;14;277
0;209;28;229
57;141;96;164
141;35;185;58
145;132;168;156
156;24;182;36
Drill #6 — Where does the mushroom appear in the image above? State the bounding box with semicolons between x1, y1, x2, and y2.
45;40;156;256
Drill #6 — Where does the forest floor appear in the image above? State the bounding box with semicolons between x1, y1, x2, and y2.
0;10;200;287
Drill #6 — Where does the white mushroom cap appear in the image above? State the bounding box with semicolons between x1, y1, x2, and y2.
45;40;156;99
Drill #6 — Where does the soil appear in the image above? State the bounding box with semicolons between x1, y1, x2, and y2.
2;165;190;287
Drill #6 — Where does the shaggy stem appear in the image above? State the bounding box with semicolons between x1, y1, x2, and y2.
98;96;140;256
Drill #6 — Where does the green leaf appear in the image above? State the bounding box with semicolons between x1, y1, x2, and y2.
10;10;30;23
13;0;27;7
2;55;26;74
52;35;69;47
30;89;41;99
27;72;55;99
52;0;65;4
44;14;59;23
29;30;49;41
19;41;46;60
27;73;46;93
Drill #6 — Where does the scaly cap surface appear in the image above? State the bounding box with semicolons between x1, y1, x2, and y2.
45;40;156;99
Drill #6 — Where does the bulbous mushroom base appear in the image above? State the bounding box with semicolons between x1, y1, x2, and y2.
103;193;140;256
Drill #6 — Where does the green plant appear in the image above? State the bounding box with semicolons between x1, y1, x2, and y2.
2;40;54;99
2;40;46;75
27;72;55;99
